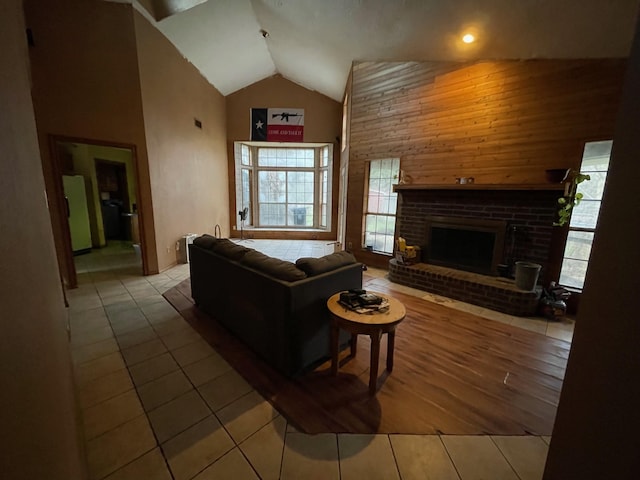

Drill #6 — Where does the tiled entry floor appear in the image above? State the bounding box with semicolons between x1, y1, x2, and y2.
69;240;571;479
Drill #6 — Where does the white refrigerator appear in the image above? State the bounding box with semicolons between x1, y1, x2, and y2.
63;175;92;253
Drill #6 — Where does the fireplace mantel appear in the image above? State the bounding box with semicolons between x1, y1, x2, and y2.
394;183;565;192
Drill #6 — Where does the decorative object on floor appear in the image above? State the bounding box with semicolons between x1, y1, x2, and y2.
539;282;571;320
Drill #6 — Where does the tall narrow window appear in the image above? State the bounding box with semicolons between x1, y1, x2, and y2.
363;158;400;254
559;140;612;290
239;144;252;223
319;146;329;228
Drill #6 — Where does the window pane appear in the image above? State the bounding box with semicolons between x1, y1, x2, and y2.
258;148;276;167
320;170;327;228
257;147;315;167
289;205;311;226
563;231;594;261
241;168;251;223
581;140;612;171
388;194;398;214
364;214;396;253
376;193;396;215
383;234;395;253
241;144;250;166
569;199;601;229
559;258;589;290
287;171;314;204
321;171;327;203
576;171;607;200
321;146;329;167
259;203;286;226
258;171;286;202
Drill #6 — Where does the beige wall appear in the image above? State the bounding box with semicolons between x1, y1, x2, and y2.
544;16;640;479
225;74;342;239
0;0;85;477
24;0;158;275
25;0;230;275
134;11;229;272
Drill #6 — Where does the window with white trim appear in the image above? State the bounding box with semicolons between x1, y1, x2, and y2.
235;143;332;229
559;140;612;290
363;158;400;254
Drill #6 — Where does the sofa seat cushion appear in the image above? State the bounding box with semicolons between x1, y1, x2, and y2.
296;251;357;276
241;250;307;281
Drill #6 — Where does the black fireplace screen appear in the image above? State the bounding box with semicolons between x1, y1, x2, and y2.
425;216;506;275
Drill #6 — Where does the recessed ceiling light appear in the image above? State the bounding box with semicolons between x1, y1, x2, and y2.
462;33;475;44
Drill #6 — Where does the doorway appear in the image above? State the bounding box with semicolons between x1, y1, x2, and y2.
95;159;131;242
52;137;145;286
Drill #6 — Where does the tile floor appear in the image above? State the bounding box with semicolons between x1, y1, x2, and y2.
68;239;573;479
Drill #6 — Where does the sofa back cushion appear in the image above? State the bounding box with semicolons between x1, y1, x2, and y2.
193;235;251;261
210;238;251;261
193;234;217;250
296;251;357;276
241;250;307;282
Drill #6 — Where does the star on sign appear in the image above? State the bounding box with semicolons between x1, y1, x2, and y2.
255;120;264;129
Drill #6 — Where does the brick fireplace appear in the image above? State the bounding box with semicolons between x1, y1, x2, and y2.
388;185;563;316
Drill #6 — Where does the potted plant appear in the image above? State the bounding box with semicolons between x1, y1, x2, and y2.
554;169;591;226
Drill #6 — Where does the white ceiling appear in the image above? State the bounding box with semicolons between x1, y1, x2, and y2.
129;0;640;101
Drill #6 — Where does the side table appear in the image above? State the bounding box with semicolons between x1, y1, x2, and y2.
326;291;406;395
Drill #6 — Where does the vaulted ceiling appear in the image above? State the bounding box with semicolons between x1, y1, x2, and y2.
126;0;640;101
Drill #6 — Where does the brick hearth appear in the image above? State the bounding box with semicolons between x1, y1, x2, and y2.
388;259;541;316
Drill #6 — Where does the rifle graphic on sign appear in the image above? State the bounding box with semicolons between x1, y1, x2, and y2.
272;112;302;122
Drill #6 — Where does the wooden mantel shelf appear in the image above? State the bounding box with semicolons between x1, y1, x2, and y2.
393;183;566;192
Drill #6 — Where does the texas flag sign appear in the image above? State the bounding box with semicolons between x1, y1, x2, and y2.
251;108;304;142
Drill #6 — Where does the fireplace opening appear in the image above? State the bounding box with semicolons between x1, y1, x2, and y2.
425;216;507;276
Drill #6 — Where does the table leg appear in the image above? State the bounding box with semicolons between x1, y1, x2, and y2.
350;333;358;357
387;329;396;372
369;330;382;395
331;320;339;376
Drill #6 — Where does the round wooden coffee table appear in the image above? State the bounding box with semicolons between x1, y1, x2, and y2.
327;291;406;395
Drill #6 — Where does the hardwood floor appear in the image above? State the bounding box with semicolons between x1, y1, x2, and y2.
163;275;569;436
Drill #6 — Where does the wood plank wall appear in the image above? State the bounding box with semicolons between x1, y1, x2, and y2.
345;59;627;268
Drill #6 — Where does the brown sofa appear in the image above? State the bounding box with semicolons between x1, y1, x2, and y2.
189;235;363;377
